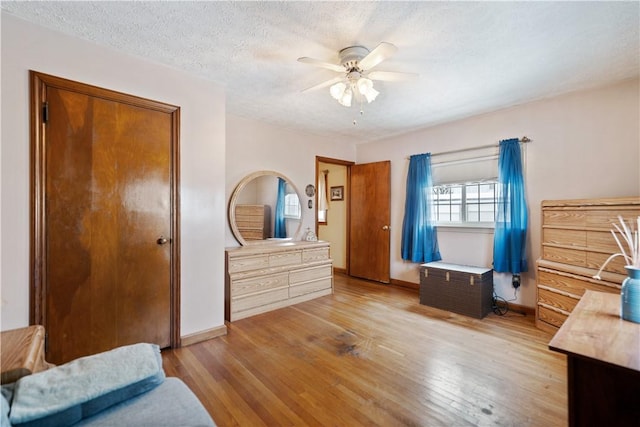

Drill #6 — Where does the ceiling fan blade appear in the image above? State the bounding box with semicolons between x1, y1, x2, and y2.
297;57;345;73
301;76;344;93
358;42;398;71
367;71;418;82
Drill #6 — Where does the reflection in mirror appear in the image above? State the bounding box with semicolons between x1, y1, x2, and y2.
229;171;302;246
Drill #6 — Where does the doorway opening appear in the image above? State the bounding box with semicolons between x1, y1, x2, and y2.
315;157;353;275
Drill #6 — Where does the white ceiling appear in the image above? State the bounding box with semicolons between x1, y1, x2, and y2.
2;1;639;143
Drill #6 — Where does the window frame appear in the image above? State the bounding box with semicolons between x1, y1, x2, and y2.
432;180;497;229
283;192;301;220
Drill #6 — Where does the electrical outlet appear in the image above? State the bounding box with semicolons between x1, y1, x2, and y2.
512;274;521;289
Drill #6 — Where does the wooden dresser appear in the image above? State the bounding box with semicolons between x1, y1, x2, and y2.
549;291;640;427
235;204;271;240
536;197;640;332
225;241;333;321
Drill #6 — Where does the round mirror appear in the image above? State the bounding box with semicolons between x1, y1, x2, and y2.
229;171;303;246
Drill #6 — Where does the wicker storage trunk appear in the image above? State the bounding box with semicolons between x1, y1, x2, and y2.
420;262;494;319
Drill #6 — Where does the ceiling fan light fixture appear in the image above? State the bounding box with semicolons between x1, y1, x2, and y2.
330;81;353;107
356;77;372;93
330;82;346;100
330;78;377;107
338;87;352;107
357;78;379;103
363;86;379;103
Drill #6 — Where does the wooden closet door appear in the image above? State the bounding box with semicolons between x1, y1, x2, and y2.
31;72;180;364
349;161;391;283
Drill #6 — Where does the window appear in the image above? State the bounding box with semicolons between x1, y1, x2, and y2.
318;171;329;224
432;181;497;226
318;209;327;223
283;193;301;219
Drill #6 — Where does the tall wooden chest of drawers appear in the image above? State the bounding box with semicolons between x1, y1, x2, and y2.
225;241;333;321
536;197;640;333
235;204;271;240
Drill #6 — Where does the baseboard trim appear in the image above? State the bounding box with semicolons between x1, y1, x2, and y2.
181;324;227;347
333;267;347;275
390;278;419;291
504;302;535;316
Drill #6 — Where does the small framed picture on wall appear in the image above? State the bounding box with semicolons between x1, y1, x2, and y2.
330;186;344;201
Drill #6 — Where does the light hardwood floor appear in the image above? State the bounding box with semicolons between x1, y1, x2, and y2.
162;273;567;426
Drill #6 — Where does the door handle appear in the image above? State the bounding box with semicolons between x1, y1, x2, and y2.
382;225;390;231
157;236;170;245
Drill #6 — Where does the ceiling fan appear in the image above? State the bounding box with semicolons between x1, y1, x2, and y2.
297;42;417;108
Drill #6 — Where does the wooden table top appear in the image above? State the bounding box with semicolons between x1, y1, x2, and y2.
549;290;640;372
1;325;47;384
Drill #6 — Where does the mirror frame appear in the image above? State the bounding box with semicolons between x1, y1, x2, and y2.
228;170;303;246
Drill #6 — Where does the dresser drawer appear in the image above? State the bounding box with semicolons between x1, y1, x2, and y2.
236;221;264;232
586;209;640;228
543;210;586;227
290;264;332;284
542;246;586;267
228;254;269;273
542;228;586;247
290;277;332;298
232;287;289;313
302;247;329;263
236;218;266;229
237;230;266;240
586;230;620;252
587;251;627;275
538;269;619;298
231;272;288;297
269;250;302;267
236;204;268;216
537;305;567;330
538;287;579;314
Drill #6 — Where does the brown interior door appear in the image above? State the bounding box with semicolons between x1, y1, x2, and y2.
349;161;391;283
31;72;180;364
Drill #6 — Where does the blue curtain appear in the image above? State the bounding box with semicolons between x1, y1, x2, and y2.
401;153;442;263
274;178;287;238
493;138;528;273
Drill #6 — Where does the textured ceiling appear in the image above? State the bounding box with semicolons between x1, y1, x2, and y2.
2;1;639;143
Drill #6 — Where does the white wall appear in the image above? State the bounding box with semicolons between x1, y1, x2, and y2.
225;115;356;247
1;13;226;336
356;78;640;308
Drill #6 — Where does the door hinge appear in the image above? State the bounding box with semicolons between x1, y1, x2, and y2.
42;102;49;124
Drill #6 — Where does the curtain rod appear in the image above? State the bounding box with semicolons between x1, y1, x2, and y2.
406;136;531;159
430;136;531;158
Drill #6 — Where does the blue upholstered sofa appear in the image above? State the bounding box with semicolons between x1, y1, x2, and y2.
1;344;215;427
